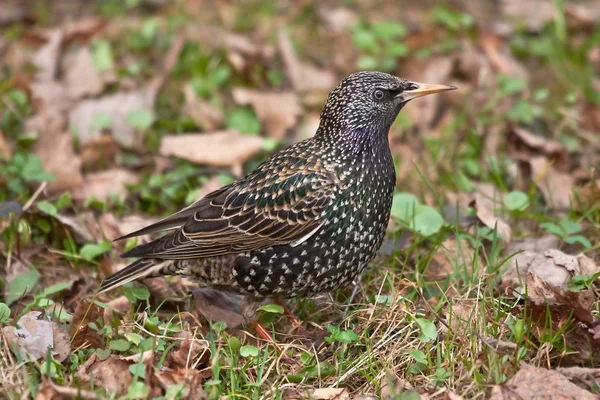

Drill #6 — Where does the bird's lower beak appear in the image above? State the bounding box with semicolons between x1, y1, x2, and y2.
396;81;457;102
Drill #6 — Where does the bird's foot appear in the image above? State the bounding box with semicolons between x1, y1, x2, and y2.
250;321;282;353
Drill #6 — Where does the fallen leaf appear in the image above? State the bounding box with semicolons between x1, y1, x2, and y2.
183;84;224;131
69;29;184;148
469;193;512;246
500;0;556;32
53;211;102;244
232;88;301;139
153;368;208;398
32;30;62;82
70;301;105;350
508;126;568;168
85;356;132;396
380;371;408;400
34;379;60;400
3;311;63;361
556;366;600;392
62;46;112;100
192;288;245;329
507;235;559;254
478;32;528;79
159;130;265;175
69;89;155;148
529;156;574;210
27;111;84;193
499;249;599;293
489;363;597;399
31;18;108;45
0;129;12;158
318;7;358;33
52;324;71;363
72;168;139;202
278;29;336;94
305;388;350;400
426;238;480;288
102;295;131;324
165;333;211;370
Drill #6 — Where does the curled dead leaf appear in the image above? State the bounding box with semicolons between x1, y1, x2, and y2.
232;88;301;139
528;156;574;210
72;168;139;202
500;249;599;293
278;29;336;94
3;311;68;361
469;193;511;246
70;301;105;350
183;84;224;131
489;363;597;400
159;130;265;175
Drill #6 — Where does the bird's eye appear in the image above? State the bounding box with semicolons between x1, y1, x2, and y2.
373;89;385;101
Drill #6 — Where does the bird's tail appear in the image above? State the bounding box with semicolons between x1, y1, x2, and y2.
99;259;172;293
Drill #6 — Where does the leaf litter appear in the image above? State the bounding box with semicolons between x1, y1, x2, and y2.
2;1;600;399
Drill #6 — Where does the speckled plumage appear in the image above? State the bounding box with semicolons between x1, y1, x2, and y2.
100;71;454;321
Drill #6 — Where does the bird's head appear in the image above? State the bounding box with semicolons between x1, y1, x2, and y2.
319;71;456;138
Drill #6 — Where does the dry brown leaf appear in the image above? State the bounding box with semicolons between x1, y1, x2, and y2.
426;238;480;286
500;0;556;32
306;388;350;400
183;84;224;131
153;368;208;398
319;7;358;33
62;46;111;100
165;333;211;370
72;168;139;202
529;156;574;210
85;355;133;396
102;295;131;324
0;129;12;158
159;130;265;175
192;288;245;329
556;366;600;392
32;17;108;45
70;301;105;350
69;90;155;148
507;235;559;254
469;193;511;246
278;29;336;94
380;371;408;400
52;324;71;363
489;363;597;399
27;111;84;193
499;249;599;293
32;30;62;82
508;126;569;175
3;311;60;361
232;88;301;139
69;29;184;148
478;32;528;79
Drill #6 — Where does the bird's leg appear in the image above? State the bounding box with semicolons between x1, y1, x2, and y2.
240;295;281;352
274;298;301;326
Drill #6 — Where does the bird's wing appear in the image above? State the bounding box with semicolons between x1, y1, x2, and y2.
114;185;232;241
121;169;340;260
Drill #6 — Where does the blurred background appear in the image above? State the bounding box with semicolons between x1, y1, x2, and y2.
1;0;600;398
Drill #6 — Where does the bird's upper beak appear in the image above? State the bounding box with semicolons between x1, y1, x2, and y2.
396;81;457;102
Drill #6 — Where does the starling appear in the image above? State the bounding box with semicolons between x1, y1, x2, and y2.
100;71;455;338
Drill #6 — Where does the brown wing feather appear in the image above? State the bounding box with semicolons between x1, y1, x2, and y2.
121;167;337;260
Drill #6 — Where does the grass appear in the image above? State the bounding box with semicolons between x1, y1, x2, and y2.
1;0;600;398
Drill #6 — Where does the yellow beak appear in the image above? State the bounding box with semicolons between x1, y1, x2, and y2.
397;81;457;102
